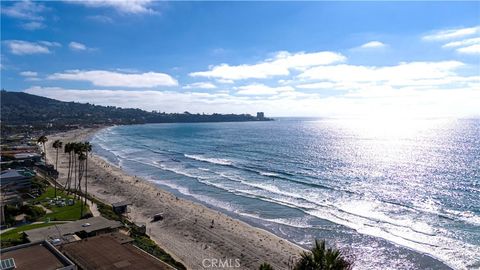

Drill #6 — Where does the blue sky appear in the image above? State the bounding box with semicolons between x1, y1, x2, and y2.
1;1;479;117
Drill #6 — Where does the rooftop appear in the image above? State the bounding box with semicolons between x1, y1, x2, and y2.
112;200;131;208
0;169;35;179
25;216;122;243
61;233;174;270
0;241;75;270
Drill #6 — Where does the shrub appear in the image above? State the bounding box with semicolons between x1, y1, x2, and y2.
22;205;46;222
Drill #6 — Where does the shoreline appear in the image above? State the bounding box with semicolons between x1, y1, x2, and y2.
46;127;304;269
45;126;457;270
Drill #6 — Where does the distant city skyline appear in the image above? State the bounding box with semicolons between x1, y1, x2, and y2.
1;1;479;117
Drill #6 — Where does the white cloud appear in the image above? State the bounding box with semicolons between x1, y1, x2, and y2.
441;37;480;55
298;61;465;87
68;41;91;51
19;71;38;77
456;44;480;54
183;82;217;89
21;21;46;30
47;70;178;87
4;40;58;55
296;82;338;89
359;41;386;49
70;0;156;14
442;37;480;48
24;86;480;118
1;0;46;21
423;26;479;41
190;51;346;80
38;41;61;47
2;1;49;31
24;86;247;113
216;79;235;84
235;84;295;96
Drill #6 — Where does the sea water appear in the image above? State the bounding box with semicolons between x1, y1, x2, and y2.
92;118;480;270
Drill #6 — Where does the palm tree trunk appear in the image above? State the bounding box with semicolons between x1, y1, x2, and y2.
84;154;88;206
78;159;82;194
54;148;59;198
64;153;69;191
65;152;72;193
73;154;77;200
79;159;84;218
43;143;47;164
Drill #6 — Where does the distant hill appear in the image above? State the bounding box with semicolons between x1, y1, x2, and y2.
0;90;269;133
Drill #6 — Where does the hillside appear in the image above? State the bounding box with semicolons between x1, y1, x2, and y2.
0;90;269;133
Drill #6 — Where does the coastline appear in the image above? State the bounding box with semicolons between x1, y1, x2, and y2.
45;127;304;270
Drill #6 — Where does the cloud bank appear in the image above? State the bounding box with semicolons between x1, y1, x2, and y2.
47;70;178;88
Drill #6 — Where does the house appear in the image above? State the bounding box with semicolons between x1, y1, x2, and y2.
112;201;130;215
62;233;174;270
25;216;122;243
0;169;36;192
13;152;42;161
256;112;265;120
0;240;76;270
34;162;58;178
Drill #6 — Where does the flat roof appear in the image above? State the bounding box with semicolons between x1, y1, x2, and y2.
112;201;130;207
0;241;74;270
62;233;174;270
25;216;122;243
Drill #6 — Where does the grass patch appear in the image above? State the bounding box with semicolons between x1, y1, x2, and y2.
0;222;65;248
32;187;91;221
1;222;65;240
95;199;121;221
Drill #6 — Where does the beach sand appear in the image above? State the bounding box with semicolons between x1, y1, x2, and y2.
46;128;303;270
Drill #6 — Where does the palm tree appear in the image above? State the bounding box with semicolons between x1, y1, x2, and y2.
294;240;352;270
52;140;63;198
78;152;87;218
83;142;92;206
72;142;82;200
63;143;73;193
259;263;274;270
37;135;48;163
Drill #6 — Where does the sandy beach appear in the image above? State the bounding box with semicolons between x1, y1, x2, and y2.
46;128;303;270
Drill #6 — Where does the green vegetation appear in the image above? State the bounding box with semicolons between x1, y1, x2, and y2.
31;176;49;193
0;222;65;248
37;135;48;162
94;198;121;221
32;187;90;221
1;90;269;137
3;204;46;226
294;239;353;270
132;234;186;270
1;222;65;240
52;139;63;198
259;262;275;270
0;233;27;248
259;239;353;270
62;141;92;218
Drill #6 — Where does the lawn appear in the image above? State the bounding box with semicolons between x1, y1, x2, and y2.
32;187;91;221
0;222;65;241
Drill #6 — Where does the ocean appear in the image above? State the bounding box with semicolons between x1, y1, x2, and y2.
91;118;480;269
